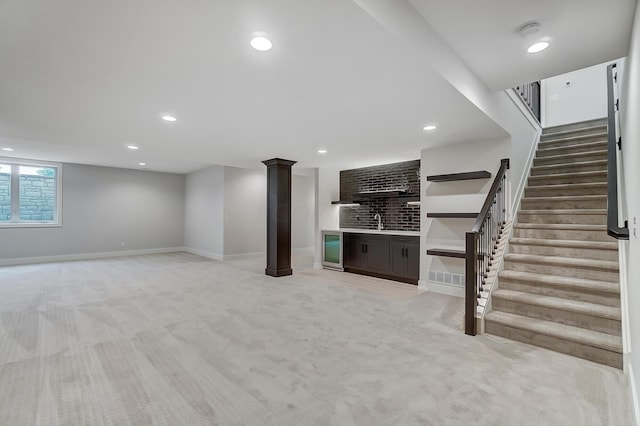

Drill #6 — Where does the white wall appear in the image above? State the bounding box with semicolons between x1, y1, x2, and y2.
223;166;315;257
620;2;640;421
184;165;315;259
0;163;185;263
292;174;315;250
542;60;621;128
420;138;510;295
184;165;224;260
222;166;266;257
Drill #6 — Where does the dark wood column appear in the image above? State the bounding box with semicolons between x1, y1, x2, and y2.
262;158;296;277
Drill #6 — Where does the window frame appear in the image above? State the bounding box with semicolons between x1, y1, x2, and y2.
0;157;63;228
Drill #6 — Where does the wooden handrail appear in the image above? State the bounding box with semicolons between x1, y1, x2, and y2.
606;64;629;240
471;159;509;233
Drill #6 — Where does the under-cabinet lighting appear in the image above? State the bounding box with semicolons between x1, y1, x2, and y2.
338;203;360;207
162;115;177;122
406;201;421;206
2;147;14;151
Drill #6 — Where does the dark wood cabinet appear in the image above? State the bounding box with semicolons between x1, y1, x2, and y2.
343;232;419;284
390;237;420;280
343;233;367;269
343;233;389;274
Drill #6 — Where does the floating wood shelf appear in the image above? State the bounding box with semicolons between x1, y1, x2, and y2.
427;212;478;218
426;171;491;182
427;249;466;258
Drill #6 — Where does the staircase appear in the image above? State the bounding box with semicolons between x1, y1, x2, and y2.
485;118;623;368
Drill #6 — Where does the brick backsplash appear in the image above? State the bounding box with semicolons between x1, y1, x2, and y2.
339;160;420;232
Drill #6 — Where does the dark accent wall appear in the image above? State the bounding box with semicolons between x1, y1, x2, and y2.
339;160;420;232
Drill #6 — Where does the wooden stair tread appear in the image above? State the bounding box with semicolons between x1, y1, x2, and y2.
524;182;607;190
521;194;606;201
535;149;607;160
514;223;606;230
532;159;607;171
492;289;621;320
541;124;607;139
518;209;606;215
538;137;607;149
504;253;619;272
485;311;622;353
509;237;617;250
528;170;607;181
498;270;620;294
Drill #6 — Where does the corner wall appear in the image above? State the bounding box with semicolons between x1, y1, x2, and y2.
184;165;225;260
184;165;315;261
0;163;185;264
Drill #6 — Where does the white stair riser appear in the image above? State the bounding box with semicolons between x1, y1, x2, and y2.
537;142;607;157
528;173;607;186
538;135;607;154
520;198;606;210
484;321;622;368
517;212;606;225
509;242;618;261
533;151;607;166
503;260;619;282
524;184;607;197
498;278;620;307
513;227;610;241
492;296;621;336
531;162;607;176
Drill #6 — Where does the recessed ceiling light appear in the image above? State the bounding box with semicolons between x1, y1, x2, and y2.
527;41;549;53
139;162;146;166
250;35;272;51
162;115;177;122
127;145;139;150
423;125;437;131
318;149;327;154
2;147;14;151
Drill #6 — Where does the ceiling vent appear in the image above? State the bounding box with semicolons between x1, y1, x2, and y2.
518;21;541;38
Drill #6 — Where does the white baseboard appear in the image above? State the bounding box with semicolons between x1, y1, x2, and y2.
223;251;264;261
183;247;224;262
221;247;313;262
419;280;464;298
0;247;185;267
628;363;640;426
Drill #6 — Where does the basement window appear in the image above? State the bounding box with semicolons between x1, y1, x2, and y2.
0;159;62;227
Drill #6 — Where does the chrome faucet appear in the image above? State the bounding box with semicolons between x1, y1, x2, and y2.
374;213;384;231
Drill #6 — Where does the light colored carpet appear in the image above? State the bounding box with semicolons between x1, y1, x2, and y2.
0;252;633;425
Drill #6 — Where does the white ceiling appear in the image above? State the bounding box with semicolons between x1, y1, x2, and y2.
409;0;636;90
0;0;635;173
